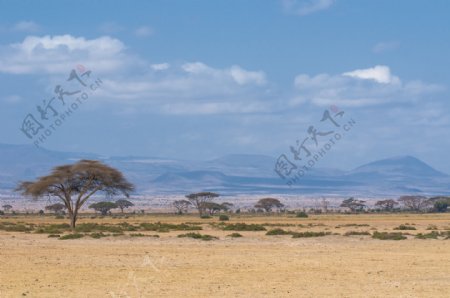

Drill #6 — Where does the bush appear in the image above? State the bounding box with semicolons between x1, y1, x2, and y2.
140;222;202;232
48;234;60;238
372;232;406;240
55;215;64;219
222;223;266;231
0;223;32;232
219;214;230;221
344;231;371;236
59;233;84;240
178;232;218;241
291;231;330;238
227;233;242;238
393;224;416;230
296;211;308;218
200;215;211;219
266;228;292;236
415;232;439;239
90;232;110;239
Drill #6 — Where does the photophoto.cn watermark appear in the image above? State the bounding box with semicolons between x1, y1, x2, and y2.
19;64;103;148
274;105;356;186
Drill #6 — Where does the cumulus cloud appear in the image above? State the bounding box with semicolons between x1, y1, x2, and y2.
343;65;400;84
282;0;335;16
94;61;270;114
151;63;170;71
291;66;444;107
0;35;132;74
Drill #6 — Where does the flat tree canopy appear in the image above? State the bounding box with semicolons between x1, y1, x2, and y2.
186;192;220;216
254;198;284;212
115;199;134;213
16;160;134;228
89;201;118;215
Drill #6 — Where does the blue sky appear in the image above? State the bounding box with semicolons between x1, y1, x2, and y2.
1;0;449;173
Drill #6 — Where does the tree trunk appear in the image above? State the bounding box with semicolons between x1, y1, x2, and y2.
69;210;78;230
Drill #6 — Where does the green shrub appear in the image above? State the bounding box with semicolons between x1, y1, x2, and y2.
426;225;438;230
296;211;308;218
139;222;202;232
393;224;416;231
222;223;266;231
48;234;60;238
0;223;32;232
291;231;330;238
178;232;218;241
219;214;230;221
227;233;242;238
90;232;110;239
55;215;64;219
200;215;211;219
59;233;84;240
372;232;406;240
415;232;439;239
344;231;371;236
265;228;292;236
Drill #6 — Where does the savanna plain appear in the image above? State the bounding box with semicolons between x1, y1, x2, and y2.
1;213;450;297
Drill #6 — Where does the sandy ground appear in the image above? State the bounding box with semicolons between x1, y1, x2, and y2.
1;214;450;297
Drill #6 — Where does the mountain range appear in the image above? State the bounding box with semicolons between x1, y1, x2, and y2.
0;143;449;197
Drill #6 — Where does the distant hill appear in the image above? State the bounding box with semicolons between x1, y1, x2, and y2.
0;143;449;197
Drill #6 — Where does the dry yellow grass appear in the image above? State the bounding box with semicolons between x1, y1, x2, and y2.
1;213;450;297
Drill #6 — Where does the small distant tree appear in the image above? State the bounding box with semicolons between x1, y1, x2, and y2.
173;200;191;214
89;201;118;215
375;199;398;212
398;195;429;212
221;202;234;212
185;192;220;216
340;197;366;212
428;196;450;213
38;210;45;216
45;203;66;214
2;204;12;213
16;160;134;229
203;202;223;215
254;198;284;212
115;199;134;213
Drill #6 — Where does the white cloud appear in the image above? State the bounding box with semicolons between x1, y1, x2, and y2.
372;41;400;53
0;35;131;74
291;66;444;107
343;65;400;84
94;61;271;114
134;26;154;37
151;63;170;71
229;65;266;85
282;0;335;16
12;21;40;33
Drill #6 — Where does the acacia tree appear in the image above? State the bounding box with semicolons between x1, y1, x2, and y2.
398;195;429;212
115;199;134;213
45;203;66;214
185;192;219;216
375;199;398;212
173;200;191;214
16;160;134;229
340;197;366;212
89;201;118;215
254;198;284;212
2;204;12;213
